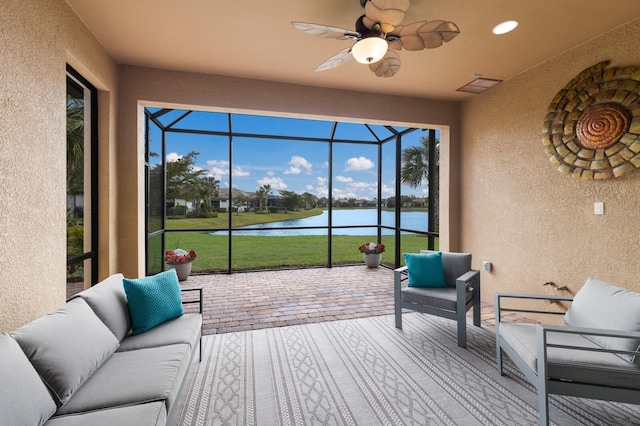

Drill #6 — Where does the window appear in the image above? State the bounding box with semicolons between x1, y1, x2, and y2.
66;66;98;298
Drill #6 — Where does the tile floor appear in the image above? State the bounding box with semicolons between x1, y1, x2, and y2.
181;265;531;335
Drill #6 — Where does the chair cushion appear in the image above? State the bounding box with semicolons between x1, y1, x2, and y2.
74;273;131;341
123;269;184;336
563;277;640;364
10;298;120;407
0;333;57;426
499;323;640;390
403;252;446;288
402;286;473;311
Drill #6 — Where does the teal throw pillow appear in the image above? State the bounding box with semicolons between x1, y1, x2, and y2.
123;269;184;335
403;252;447;288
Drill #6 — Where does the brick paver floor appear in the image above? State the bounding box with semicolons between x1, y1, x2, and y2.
181;265;524;336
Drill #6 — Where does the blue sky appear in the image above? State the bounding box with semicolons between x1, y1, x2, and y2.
151;110;432;200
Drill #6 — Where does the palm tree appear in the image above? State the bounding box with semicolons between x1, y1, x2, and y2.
401;135;439;227
67;95;84;217
256;184;272;213
302;192;316;210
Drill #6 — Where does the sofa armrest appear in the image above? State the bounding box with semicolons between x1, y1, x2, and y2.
180;286;203;314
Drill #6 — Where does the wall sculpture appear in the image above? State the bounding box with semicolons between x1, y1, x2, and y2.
542;61;640;179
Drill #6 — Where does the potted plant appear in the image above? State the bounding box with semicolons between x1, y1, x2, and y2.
165;248;197;281
358;242;385;268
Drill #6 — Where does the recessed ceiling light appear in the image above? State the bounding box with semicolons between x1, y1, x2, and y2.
492;20;519;35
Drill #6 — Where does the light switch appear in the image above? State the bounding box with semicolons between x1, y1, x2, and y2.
594;202;604;215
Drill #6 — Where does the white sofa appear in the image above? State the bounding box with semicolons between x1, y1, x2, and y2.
0;272;202;426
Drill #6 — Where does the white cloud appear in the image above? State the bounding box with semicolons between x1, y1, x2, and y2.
381;183;395;197
314;176;328;198
345;156;374;171
206;159;229;180
166;152;182;162
232;165;250;177
348;181;376;191
284;155;313;175
257;175;288;190
335;175;353;183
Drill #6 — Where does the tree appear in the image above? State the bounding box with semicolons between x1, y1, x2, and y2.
302;192;317;210
191;176;219;216
232;195;248;216
279;190;302;212
401;135;439;225
256;184;272;213
166;151;206;212
66;95;84;218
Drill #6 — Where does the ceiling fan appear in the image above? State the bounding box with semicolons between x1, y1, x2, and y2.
292;0;460;78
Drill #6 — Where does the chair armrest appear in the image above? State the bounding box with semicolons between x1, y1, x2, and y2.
495;292;573;320
456;270;479;289
538;324;640;361
394;265;408;274
180;286;203;314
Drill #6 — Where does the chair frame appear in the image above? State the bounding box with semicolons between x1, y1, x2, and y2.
394;265;481;347
495;292;640;426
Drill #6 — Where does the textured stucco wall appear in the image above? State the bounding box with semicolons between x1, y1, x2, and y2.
0;0;117;331
116;66;461;276
460;18;640;314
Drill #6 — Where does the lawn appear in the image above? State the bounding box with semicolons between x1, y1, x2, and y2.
154;208;438;272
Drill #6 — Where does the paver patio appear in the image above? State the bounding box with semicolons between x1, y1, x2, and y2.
181;265;522;335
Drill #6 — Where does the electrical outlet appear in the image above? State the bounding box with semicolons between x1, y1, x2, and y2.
482;261;492;272
594;202;604;215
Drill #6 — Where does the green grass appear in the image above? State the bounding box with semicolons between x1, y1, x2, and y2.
154;208;438;273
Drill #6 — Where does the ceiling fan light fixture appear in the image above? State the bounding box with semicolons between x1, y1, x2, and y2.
492;20;519;35
351;36;388;64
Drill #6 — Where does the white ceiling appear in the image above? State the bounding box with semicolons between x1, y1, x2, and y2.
65;0;640;101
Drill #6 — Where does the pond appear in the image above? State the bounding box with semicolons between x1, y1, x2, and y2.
212;209;429;236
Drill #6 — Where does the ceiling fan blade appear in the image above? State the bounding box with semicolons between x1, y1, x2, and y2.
363;0;411;30
393;20;460;51
291;21;360;40
369;50;401;77
315;47;353;72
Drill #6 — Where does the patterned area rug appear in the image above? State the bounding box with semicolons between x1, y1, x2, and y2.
177;313;640;425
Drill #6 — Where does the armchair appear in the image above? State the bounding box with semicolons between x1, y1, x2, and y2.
495;277;640;425
394;250;481;347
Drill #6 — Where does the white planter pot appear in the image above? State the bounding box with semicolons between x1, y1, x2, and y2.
363;253;382;268
169;262;192;281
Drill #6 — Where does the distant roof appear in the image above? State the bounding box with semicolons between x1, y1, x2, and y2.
214;188;256;200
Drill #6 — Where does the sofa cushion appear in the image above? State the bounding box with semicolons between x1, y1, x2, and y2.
118;313;201;352
563;277;640;363
74;273;131;341
56;344;191;416
123;269;184;335
499;323;640;390
10;298;120;407
0;333;57;426
45;401;166;426
403;252;446;288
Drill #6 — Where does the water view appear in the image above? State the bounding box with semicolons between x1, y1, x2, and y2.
213;209;428;236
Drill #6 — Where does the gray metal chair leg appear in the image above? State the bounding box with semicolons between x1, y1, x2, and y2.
457;310;467;347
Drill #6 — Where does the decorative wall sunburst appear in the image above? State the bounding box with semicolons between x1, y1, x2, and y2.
542;61;640;179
